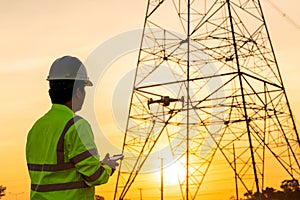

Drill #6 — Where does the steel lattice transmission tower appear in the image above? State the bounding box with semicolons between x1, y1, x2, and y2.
114;0;300;199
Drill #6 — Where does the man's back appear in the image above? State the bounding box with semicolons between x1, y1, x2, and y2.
27;104;73;166
26;104;110;200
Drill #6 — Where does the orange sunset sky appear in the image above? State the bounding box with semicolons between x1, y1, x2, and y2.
0;0;300;199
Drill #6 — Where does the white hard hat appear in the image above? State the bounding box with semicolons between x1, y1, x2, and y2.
47;55;93;86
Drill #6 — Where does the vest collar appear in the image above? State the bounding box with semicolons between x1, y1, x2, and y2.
51;104;74;115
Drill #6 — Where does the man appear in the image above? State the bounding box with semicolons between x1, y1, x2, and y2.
26;56;119;200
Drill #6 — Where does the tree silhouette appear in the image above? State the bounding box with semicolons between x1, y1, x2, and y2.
242;179;300;200
0;185;6;199
95;195;105;200
280;179;300;200
243;190;254;199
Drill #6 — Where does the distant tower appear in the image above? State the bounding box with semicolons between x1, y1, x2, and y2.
114;0;300;200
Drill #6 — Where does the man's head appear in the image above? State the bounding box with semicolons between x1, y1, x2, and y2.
47;56;93;112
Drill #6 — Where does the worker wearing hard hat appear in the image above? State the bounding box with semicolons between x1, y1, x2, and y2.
26;56;119;200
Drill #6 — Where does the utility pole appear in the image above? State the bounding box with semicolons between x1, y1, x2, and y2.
9;192;24;200
138;188;142;200
233;143;238;200
160;157;164;200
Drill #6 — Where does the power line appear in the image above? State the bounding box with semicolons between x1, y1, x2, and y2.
265;0;300;30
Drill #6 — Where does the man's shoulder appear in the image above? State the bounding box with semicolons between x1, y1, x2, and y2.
29;108;73;131
70;116;92;130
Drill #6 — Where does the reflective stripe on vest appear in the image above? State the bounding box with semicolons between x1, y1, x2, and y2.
27;148;99;172
28;116;95;192
57;116;83;164
31;181;87;192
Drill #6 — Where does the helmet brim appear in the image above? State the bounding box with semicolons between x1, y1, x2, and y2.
85;80;93;86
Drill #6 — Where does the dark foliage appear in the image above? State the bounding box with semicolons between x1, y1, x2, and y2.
242;179;300;200
0;185;6;199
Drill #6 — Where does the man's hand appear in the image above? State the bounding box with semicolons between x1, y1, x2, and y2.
101;153;119;169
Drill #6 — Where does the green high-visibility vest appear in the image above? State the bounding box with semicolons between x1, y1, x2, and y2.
26;104;112;200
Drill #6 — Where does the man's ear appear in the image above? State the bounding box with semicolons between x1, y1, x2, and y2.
74;87;83;99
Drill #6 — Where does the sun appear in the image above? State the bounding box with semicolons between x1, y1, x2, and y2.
156;162;186;185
